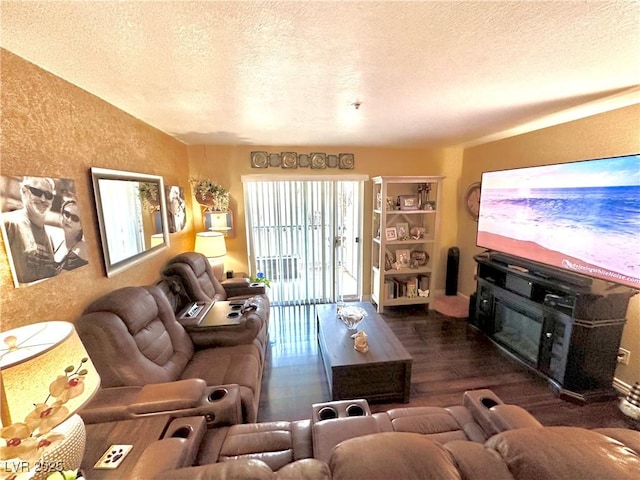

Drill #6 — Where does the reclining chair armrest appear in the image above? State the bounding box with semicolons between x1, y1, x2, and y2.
79;386;142;424
187;315;262;348
130;438;192;479
488;404;543;431
129;379;207;415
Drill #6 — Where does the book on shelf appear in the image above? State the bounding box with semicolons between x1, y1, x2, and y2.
385;276;427;299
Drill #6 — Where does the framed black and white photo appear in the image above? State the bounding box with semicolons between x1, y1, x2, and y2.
166;185;186;233
0;175;88;287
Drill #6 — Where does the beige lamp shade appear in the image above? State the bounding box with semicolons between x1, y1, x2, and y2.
0;321;101;428
150;233;164;247
195;231;227;259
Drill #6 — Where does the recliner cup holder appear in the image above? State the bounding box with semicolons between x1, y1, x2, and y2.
346;404;365;417
318;407;338;421
171;426;193;438
208;388;228;402
312;399;371;424
230;304;243;311
226;311;241;318
481;397;499;409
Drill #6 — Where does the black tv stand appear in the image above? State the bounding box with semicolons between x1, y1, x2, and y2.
472;253;636;403
486;251;593;288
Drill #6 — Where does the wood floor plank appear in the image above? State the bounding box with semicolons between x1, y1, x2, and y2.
257;304;637;431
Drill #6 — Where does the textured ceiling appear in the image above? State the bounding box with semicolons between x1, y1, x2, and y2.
1;1;639;147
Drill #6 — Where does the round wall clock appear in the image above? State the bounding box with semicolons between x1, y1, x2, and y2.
464;182;482;220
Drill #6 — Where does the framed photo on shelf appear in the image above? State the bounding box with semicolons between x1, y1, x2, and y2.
385;253;393;271
396;248;411;268
396;222;409;240
385;227;397;241
398;195;419;210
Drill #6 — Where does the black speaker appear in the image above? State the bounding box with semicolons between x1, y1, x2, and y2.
445;247;460;296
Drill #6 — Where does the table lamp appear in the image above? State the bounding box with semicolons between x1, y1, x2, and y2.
150;233;164;248
0;321;101;478
195;231;227;276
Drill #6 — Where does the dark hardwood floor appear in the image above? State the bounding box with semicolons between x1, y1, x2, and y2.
258;303;637;431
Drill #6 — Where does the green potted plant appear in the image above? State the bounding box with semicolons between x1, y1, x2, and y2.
189;177;230;212
250;271;271;288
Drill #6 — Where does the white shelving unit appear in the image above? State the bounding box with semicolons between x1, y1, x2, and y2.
371;176;444;313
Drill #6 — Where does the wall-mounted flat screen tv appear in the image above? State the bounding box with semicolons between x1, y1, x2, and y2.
476;154;640;290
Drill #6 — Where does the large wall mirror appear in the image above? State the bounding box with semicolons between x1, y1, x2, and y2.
91;167;169;277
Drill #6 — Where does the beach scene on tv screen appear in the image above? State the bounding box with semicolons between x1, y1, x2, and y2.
477;155;640;289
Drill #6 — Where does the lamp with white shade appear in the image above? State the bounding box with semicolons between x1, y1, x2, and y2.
195;231;227;275
0;321;101;478
150;233;165;248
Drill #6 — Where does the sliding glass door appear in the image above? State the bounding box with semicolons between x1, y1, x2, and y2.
243;175;365;306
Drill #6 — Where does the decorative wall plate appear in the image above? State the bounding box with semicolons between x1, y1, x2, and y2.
465;182;482;220
339;153;355;169
251;151;269;168
310;153;326;169
249;151;354;169
281;152;298;169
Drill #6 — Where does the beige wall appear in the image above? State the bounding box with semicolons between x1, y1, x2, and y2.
458;104;640;386
186;145;462;296
0;49;194;330
0;49;460;330
3;48;636;387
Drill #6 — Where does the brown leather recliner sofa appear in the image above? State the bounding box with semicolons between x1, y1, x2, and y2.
122;389;640;479
162;251;267;304
160;251;270;360
76;281;268;424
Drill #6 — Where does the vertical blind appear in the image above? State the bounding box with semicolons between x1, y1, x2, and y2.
242;175;366;306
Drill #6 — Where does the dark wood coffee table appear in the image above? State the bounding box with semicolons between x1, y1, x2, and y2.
316;302;412;403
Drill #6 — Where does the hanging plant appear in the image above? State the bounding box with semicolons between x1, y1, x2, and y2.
189;177;230;212
137;182;160;212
